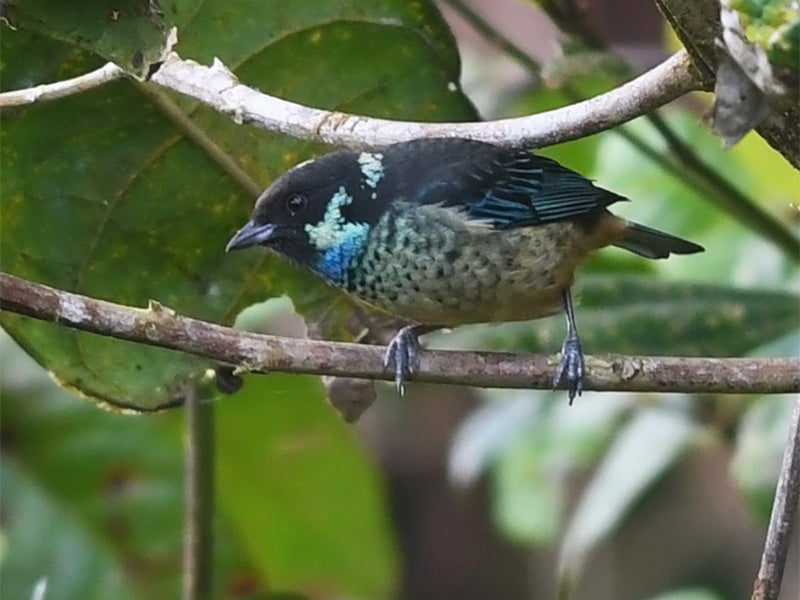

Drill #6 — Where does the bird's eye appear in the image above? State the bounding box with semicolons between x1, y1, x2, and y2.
285;194;308;216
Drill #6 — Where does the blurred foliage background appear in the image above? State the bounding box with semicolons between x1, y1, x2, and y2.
1;1;798;599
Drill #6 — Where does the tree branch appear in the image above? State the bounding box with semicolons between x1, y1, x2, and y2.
0;62;124;107
146;50;700;149
0;49;702;149
1;272;797;396
751;395;800;600
655;0;800;168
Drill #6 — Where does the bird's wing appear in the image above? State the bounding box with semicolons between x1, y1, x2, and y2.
414;150;626;229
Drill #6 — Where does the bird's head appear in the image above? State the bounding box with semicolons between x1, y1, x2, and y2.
226;149;388;283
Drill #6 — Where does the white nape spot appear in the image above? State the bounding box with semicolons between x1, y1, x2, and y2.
305;186;356;250
357;152;384;189
447;81;457;92
59;295;90;323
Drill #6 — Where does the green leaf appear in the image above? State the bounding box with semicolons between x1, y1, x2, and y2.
0;2;477;410
643;588;725;600
1;0;191;77
558;404;698;589
215;373;398;598
478;393;630;545
730;395;796;521
0;458;137;600
493;429;564;544
729;0;800;68
437;275;800;357
730;130;800;204
594;111;800;283
749;328;800;358
0;333;190;600
447;391;543;487
0;327;393;599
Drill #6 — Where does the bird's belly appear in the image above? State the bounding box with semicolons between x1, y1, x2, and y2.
347;216;585;326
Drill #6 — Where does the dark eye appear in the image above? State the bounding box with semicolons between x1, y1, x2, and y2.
285;194;308;216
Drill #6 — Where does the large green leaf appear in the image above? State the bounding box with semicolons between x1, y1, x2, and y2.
557;404;699;591
595;111;800;283
490;394;630;545
215;373;398;598
643;589;724;600
0;333;187;600
437;275;800;357
448;392;631;545
1;324;397;599
0;0;195;77
0;458;137;600
0;1;477;410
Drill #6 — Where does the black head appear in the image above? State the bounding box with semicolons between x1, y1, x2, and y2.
225;149;388;270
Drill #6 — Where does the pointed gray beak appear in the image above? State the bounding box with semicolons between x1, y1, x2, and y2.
225;220;276;252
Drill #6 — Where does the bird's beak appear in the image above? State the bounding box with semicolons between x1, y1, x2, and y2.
225;220;276;252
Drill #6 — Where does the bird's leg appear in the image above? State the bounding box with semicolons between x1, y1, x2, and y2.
553;287;584;404
383;324;438;395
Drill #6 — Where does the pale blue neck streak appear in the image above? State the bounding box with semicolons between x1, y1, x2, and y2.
314;227;369;286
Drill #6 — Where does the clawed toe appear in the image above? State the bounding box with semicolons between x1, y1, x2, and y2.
553;288;585;404
553;332;584;404
383;325;422;395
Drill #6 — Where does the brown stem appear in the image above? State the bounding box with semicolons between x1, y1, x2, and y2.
182;384;215;600
751;396;800;600
1;272;798;395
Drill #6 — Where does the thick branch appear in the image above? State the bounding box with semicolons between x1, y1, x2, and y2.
0;50;701;150
147;50;701;149
1;272;797;395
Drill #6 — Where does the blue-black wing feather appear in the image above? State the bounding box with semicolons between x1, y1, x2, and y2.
395;142;625;229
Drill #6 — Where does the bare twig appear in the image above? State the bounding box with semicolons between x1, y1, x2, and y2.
751;396;800;600
1;272;797;395
182;384;215;600
147;50;701;149
0;62;124;107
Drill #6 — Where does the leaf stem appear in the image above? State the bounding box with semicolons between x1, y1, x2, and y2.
182;384;215;600
134;82;262;196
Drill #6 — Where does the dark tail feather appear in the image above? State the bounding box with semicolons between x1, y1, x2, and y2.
614;222;704;259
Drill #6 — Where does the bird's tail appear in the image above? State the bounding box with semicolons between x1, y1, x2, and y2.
614;221;704;259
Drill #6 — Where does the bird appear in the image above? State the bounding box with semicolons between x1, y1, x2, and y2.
226;138;704;402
